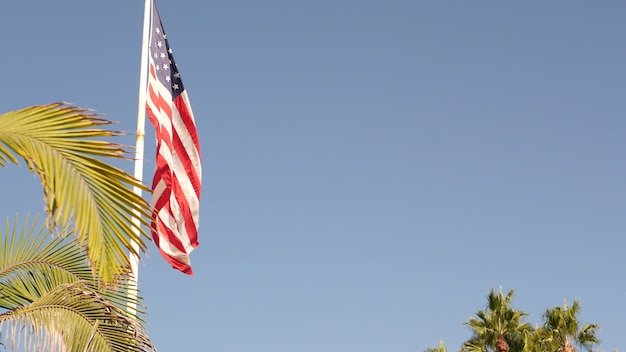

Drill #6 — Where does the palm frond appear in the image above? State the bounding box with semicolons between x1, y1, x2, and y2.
0;215;148;316
0;282;154;352
0;103;151;283
0;215;89;308
0;215;153;351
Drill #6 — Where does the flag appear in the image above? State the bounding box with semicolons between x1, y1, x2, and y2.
145;0;201;275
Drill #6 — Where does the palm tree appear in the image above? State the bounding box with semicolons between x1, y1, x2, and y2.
535;300;599;352
425;341;448;352
0;103;155;350
462;288;533;352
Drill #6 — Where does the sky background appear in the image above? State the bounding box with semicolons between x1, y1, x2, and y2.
1;1;625;351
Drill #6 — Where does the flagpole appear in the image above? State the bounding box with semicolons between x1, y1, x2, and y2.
128;0;152;318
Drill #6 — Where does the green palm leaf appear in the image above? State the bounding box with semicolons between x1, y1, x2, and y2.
0;215;154;351
0;103;151;283
1;282;154;352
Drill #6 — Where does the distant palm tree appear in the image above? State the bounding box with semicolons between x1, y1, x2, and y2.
535;300;599;352
0;103;154;351
425;341;448;352
462;288;533;352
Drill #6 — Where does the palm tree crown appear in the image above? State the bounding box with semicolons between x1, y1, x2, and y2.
463;288;533;352
536;300;599;352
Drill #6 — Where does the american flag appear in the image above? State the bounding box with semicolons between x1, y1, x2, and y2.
146;0;201;275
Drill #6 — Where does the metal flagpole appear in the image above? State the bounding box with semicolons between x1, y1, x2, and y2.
128;0;152;318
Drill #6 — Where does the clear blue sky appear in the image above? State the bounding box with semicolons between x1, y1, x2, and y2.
1;1;625;351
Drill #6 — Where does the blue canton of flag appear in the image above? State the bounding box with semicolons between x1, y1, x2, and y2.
149;12;184;98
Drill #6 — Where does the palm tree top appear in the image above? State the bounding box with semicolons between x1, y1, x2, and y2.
539;299;600;352
464;288;533;352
